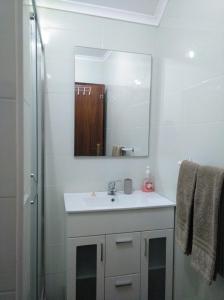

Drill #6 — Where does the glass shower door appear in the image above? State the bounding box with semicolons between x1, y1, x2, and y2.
30;12;38;300
23;5;45;299
36;28;45;300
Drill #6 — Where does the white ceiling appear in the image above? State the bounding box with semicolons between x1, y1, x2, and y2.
36;0;169;26
68;0;160;15
75;47;108;58
75;47;111;62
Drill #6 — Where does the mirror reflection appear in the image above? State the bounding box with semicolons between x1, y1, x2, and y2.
74;47;152;157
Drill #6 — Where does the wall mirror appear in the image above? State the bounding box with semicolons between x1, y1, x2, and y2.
74;46;152;157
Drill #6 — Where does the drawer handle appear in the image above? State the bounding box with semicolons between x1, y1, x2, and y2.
116;238;133;245
115;280;133;288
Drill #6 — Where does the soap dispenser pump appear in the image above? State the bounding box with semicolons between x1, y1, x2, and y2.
142;166;154;192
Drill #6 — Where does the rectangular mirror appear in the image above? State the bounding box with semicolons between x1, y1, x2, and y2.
74;46;152;157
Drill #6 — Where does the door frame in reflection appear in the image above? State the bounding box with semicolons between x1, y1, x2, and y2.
74;82;106;156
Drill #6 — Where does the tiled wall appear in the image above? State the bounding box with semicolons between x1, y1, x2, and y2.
151;0;224;299
75;57;104;83
39;0;224;299
0;1;17;299
38;7;155;299
105;52;151;156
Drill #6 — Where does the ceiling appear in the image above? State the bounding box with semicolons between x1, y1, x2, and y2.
36;0;169;26
68;0;160;15
75;47;113;63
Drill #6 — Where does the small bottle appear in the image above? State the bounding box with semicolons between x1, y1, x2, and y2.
142;166;154;192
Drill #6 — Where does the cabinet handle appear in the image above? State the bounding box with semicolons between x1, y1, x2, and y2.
144;238;148;257
115;280;132;288
101;243;103;262
116;238;133;245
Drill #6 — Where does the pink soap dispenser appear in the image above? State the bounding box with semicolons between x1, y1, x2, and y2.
142;166;154;192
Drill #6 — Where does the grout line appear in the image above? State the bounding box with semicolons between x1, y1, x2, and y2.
0;98;16;102
0;290;16;294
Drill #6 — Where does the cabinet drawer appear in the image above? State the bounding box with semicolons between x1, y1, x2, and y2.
106;232;140;276
105;274;140;300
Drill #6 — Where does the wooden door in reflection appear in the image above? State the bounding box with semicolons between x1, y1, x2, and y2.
75;82;105;156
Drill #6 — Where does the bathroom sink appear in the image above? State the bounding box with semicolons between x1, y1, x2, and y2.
64;190;175;213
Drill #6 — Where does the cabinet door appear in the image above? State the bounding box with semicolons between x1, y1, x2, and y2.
141;229;173;300
67;235;105;300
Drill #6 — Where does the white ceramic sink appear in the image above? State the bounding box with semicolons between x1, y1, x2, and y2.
64;190;175;213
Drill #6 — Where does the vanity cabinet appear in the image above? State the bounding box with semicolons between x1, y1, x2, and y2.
64;192;175;300
67;229;173;300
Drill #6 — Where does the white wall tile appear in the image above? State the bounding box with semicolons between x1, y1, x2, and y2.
23;101;32;196
0;0;17;297
152;0;224;299
39;1;224;299
39;7;156;298
39;9;104;39
22;200;32;300
151;124;186;200
0;198;16;291
104;52;151;156
0;292;15;300
101;18;156;54
0;99;16;197
40;1;224;299
45;273;65;300
183;76;224;124
162;0;224;31
45;93;74;156
0;0;16;99
183;123;224;166
42;29;76;58
174;246;224;300
45;187;65;246
45;57;74;94
45;155;149;191
45;244;65;274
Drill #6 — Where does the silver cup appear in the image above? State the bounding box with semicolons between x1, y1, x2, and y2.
124;178;133;195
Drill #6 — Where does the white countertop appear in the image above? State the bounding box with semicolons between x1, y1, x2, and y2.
64;190;175;213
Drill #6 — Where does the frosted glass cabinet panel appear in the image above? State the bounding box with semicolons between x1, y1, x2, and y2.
76;245;97;299
141;230;174;300
67;236;105;300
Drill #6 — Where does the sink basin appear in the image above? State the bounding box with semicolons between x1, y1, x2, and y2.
64;190;175;213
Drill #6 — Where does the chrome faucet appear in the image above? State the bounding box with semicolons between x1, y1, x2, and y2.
108;181;119;195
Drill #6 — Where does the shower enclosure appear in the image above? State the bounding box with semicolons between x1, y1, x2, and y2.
23;1;45;299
